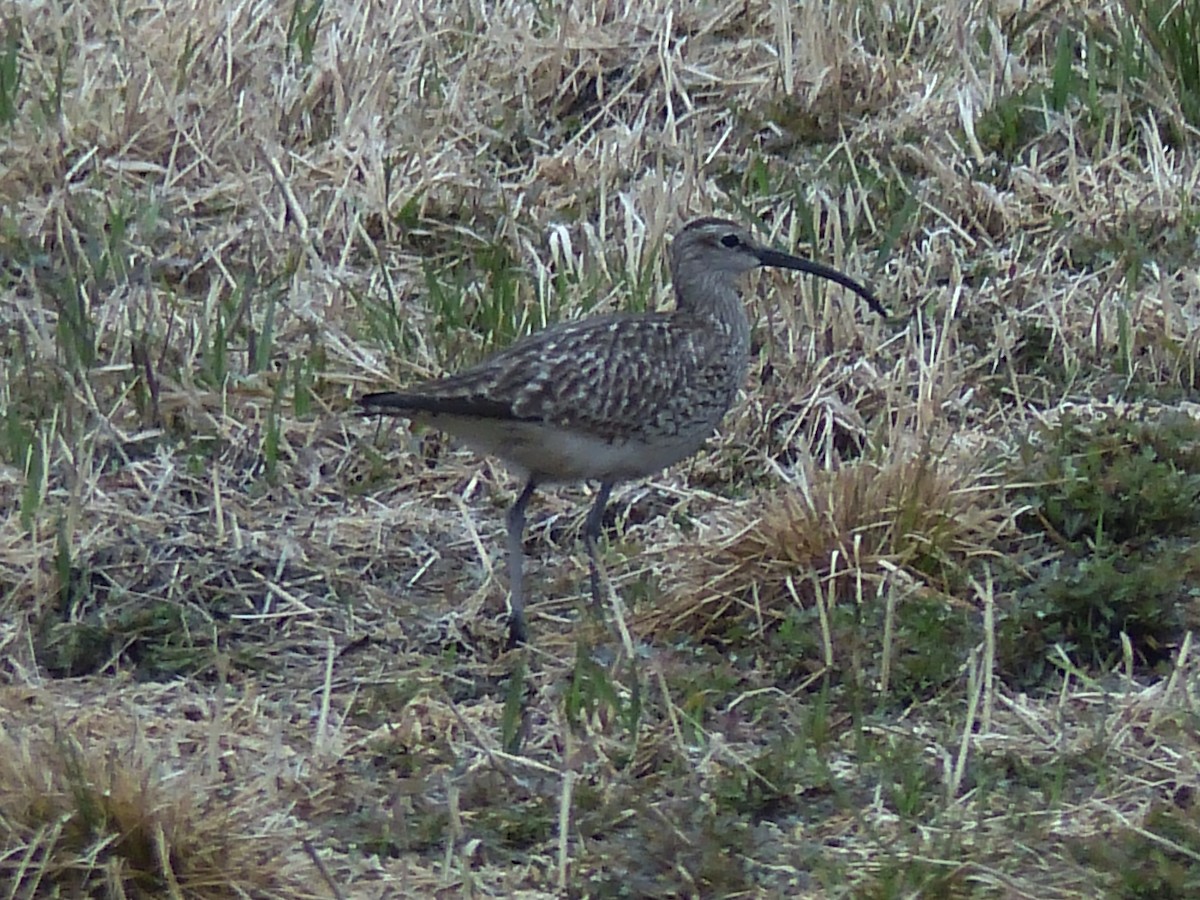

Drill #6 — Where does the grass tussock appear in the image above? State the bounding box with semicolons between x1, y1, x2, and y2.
644;448;1008;642
0;695;315;898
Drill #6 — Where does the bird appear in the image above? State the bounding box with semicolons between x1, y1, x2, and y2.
360;217;884;647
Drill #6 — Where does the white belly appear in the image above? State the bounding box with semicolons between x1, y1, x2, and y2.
416;413;710;483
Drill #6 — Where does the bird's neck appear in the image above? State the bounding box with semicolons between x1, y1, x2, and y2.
674;271;752;353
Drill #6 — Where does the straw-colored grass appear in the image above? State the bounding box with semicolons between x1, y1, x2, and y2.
3;0;1200;895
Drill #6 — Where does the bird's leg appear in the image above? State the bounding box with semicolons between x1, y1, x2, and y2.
584;481;614;615
505;479;538;648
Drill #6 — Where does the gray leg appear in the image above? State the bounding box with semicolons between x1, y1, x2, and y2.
584;481;614;612
505;479;538;647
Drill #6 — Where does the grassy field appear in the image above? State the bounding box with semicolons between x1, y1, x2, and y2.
3;0;1200;896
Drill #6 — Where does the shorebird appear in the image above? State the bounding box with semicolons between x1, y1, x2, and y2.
361;217;883;647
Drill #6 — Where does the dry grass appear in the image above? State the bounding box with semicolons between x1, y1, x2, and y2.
639;447;1008;640
3;0;1200;896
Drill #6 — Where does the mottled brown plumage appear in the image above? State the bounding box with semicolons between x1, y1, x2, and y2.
361;217;883;646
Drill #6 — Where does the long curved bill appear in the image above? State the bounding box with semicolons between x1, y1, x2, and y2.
756;246;887;319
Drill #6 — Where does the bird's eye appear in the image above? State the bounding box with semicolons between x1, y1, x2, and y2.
720;234;740;248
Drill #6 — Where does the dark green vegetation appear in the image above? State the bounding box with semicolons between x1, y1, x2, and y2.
1005;412;1200;683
